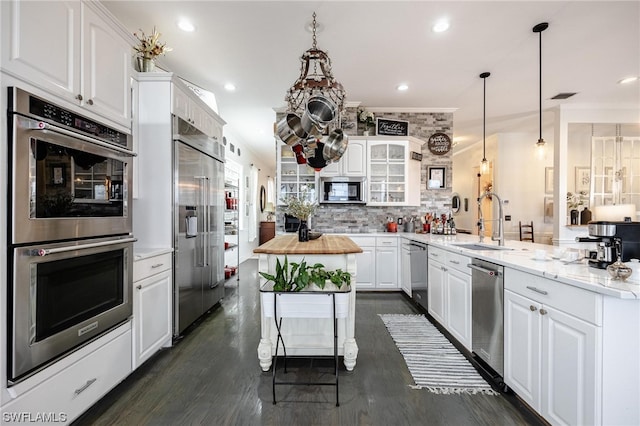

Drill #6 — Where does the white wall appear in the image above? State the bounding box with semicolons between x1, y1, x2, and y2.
222;130;276;264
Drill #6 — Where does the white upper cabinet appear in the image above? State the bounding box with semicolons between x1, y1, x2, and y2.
366;137;421;206
320;139;366;177
171;83;222;141
1;0;132;129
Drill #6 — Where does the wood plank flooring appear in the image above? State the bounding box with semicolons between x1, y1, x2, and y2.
74;259;543;426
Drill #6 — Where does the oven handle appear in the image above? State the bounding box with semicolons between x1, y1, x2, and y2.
19;116;136;157
32;237;137;256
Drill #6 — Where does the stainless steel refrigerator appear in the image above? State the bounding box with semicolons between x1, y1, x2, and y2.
173;117;225;336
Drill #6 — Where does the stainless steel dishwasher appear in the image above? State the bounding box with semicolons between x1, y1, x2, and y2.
468;258;504;379
408;241;428;311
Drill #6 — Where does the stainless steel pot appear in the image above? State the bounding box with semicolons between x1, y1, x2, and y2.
276;113;308;146
322;129;349;163
301;96;337;133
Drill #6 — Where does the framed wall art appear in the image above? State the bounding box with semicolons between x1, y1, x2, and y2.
543;196;553;223
575;166;590;193
427;166;446;189
544;167;554;194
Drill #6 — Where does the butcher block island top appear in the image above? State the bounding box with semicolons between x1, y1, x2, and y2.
253;235;362;255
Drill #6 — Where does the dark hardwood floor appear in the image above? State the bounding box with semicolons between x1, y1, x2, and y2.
75;259;542;426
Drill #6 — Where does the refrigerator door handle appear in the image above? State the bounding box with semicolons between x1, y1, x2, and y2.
205;176;210;266
195;176;207;267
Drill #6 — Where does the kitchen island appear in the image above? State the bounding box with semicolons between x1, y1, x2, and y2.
254;235;362;371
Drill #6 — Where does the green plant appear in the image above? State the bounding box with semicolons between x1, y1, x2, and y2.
259;256;351;292
280;189;317;220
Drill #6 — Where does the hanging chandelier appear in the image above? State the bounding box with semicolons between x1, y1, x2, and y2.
285;12;346;117
479;72;490;175
275;12;349;170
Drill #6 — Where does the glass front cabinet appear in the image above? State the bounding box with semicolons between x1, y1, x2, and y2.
367;138;422;206
276;144;319;204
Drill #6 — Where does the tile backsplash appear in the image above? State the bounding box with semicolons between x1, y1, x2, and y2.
275;107;454;233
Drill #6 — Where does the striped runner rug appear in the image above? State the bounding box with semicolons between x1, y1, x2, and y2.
379;314;498;395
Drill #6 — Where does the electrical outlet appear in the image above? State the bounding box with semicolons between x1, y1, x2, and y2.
505;215;512;221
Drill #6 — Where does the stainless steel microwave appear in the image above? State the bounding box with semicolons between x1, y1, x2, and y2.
320;177;366;204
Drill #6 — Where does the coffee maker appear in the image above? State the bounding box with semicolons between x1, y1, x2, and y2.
587;221;640;269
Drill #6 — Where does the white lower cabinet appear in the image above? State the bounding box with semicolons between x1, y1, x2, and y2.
1;324;132;424
133;251;173;369
400;242;411;296
350;235;399;290
504;268;601;426
427;247;472;350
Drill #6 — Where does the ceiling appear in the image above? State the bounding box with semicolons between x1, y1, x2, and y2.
103;1;640;164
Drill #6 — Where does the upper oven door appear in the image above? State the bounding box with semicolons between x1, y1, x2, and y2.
10;115;134;244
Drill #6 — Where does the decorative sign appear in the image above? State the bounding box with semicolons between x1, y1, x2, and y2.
376;118;409;136
427;133;452;155
410;151;423;161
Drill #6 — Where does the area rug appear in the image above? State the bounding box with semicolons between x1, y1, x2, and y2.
379;314;498;395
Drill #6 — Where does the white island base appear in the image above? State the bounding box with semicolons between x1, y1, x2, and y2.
254;236;361;372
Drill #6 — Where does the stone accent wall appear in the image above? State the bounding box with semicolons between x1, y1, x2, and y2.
275;107;454;233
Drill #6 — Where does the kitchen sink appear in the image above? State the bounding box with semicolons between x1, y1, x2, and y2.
453;243;514;251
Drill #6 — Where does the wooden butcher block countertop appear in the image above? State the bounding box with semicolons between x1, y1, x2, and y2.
253;235;363;255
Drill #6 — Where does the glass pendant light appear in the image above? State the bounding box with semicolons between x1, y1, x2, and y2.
480;72;490;174
533;22;549;160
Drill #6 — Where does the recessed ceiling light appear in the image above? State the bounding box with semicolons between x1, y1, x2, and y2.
177;19;195;32
396;84;409;91
618;76;639;84
432;20;450;33
224;83;236;92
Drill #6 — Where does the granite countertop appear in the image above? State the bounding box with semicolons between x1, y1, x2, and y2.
254;235;363;255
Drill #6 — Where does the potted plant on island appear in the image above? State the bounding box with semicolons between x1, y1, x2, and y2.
259;255;352;318
280;189;317;242
133;27;172;72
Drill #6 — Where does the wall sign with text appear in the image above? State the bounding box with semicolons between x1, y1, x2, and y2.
376;118;409;136
427;133;452;155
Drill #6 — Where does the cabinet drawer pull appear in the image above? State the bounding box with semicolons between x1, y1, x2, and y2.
526;286;548;295
539;309;548;315
529;305;537;312
136;285;142;290
449;260;460;265
76;94;83;101
431;253;439;257
74;378;97;395
86;99;94;105
441;266;447;272
151;263;164;269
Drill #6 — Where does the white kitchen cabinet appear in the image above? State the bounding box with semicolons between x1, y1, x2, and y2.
366;137;422;206
349;235;399;290
171;83;222;141
375;237;399;289
504;268;601;426
400;241;412;296
1;323;132;424
427;246;472;350
319;139;366;177
277;144;319;204
132;251;173;369
1;0;132;129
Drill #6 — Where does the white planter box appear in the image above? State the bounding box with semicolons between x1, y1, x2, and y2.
261;284;351;319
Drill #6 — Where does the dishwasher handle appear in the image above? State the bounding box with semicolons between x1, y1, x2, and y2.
467;263;500;276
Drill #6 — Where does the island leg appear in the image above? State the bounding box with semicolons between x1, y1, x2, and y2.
343;338;359;371
258;338;273;371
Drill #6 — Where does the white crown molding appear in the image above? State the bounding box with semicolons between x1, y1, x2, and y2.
366;107;458;114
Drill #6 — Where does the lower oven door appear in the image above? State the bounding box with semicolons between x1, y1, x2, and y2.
9;236;134;383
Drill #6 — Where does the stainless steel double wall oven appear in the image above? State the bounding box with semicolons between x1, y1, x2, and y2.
7;87;135;383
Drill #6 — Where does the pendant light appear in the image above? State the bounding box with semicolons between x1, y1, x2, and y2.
533;22;549;159
479;72;490;175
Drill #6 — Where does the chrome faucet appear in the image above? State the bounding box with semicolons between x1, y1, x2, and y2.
477;192;505;246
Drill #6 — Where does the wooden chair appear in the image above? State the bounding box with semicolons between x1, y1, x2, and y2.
519;221;534;242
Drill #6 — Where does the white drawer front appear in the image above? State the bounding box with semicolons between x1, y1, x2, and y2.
348;235;376;248
134;252;172;282
504;268;602;325
2;329;132;424
376;236;397;247
445;251;471;274
428;246;446;261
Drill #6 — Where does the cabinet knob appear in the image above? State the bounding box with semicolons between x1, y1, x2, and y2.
76;94;83;101
539;308;548;315
136;285;142;290
86;99;94;105
529;305;537;312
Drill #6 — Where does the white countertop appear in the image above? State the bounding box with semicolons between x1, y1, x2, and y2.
134;246;173;261
336;231;640;299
